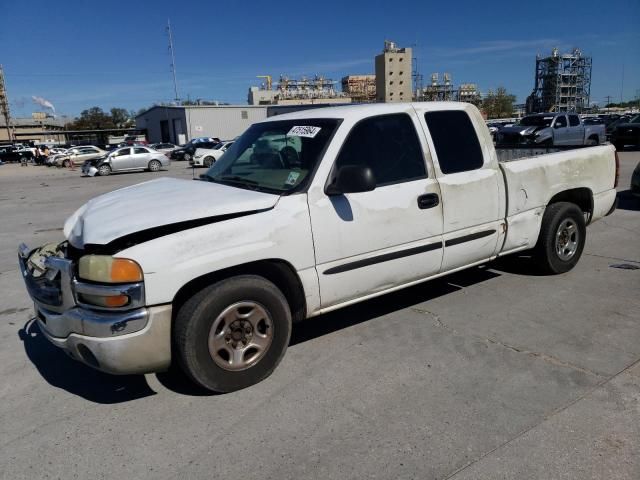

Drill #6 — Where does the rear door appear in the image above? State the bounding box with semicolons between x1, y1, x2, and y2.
308;111;444;308
132;147;151;168
421;107;502;272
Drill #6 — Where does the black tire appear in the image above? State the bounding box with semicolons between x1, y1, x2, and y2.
614;142;624;151
204;156;214;168
174;275;292;393
586;136;599;146
183;153;191;161
148;159;162;172
97;164;111;176
62;159;70;168
533;202;586;274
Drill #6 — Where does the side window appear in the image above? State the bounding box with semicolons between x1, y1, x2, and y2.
134;147;147;154
424;110;483;174
555;116;567;128
569;115;580;127
334;113;426;186
114;148;130;157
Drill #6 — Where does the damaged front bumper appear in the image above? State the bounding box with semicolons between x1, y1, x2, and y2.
18;243;172;374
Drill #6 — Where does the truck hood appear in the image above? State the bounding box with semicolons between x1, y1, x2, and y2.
64;177;279;249
500;125;546;136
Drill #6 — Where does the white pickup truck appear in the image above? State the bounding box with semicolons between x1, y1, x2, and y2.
19;102;618;393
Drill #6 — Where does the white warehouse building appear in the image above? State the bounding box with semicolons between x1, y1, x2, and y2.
135;105;269;144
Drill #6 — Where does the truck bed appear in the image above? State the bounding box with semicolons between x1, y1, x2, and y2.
496;144;592;162
498;144;617;218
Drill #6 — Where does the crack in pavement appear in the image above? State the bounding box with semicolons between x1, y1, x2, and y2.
584;253;640;265
411;307;604;379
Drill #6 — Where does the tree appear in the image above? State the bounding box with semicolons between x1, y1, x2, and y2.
481;87;516;119
110;108;130;127
67;107;116;130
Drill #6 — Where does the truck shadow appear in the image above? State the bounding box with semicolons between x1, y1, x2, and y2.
20;266;505;401
616;190;640;212
290;266;500;346
18;319;157;404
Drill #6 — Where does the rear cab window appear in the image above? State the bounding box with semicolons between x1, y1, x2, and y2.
569;115;580;127
424;110;484;174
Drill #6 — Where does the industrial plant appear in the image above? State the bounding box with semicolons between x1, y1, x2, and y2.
526;48;592;114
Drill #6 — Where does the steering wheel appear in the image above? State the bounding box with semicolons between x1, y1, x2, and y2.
279;146;299;168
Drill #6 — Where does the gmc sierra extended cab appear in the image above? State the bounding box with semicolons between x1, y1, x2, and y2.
497;112;605;146
19;102;618;392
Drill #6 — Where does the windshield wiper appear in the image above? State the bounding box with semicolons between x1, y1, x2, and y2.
217;175;259;186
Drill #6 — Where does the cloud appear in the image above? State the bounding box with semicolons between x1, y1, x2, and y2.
428;38;561;58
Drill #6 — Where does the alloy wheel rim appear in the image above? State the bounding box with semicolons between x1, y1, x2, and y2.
208;301;274;371
555;218;579;261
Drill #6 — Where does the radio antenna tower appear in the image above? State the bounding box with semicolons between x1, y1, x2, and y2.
167;19;180;103
0;65;13;142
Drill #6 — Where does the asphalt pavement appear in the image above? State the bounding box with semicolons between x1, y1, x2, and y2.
0;153;638;479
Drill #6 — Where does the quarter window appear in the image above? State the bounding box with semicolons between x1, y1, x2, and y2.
334;113;426;186
424;110;484;174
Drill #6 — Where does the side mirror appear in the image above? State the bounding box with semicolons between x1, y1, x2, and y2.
326;165;376;196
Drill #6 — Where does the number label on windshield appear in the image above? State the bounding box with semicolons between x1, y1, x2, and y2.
287;126;321;138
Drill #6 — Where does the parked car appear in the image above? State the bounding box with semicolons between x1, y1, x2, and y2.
170;137;221;161
18;102;617;392
605;115;633;137
631;161;640;197
610;115;640;151
81;146;170;176
0;145;33;163
191;141;234;167
497;112;605;146
149;143;177;156
53;146;107;168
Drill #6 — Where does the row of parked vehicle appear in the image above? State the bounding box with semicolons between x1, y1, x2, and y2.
486;112;640;150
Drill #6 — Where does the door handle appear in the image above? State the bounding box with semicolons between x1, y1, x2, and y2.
417;193;439;209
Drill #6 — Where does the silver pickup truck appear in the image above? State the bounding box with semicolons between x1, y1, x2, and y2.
497;112;605;146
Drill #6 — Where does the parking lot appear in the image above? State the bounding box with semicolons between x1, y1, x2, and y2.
0;154;639;479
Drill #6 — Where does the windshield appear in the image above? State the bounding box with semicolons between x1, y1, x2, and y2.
519;115;554;127
204;119;339;194
629;115;640;124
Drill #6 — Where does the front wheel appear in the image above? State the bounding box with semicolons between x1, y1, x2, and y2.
62;159;70;168
148;159;162;172
174;275;292;393
183;153;191;161
533;202;586;274
204;156;214;167
97;164;111;176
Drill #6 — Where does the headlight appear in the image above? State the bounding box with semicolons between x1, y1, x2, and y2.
79;255;143;283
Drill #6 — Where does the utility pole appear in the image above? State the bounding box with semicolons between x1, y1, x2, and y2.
620;63;624;104
605;95;612;113
0;65;13;142
167;19;180;103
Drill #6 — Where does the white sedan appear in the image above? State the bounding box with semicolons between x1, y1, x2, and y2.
190;141;234;167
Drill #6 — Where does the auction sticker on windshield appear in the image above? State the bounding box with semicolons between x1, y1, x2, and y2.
287;126;321;138
285;171;300;185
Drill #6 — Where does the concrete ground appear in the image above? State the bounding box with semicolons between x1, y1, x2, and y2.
0;153;638;479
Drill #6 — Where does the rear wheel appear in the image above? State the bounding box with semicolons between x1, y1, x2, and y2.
586;136;598;146
148;160;162;172
97;164;111;176
204;156;214;167
174;275;292;393
533;202;586;274
183;153;191;161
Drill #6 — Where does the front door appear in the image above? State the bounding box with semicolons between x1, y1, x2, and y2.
420;107;502;272
308;111;444;308
552;115;570;145
110;147;133;170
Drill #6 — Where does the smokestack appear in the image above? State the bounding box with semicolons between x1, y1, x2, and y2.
32;95;55;113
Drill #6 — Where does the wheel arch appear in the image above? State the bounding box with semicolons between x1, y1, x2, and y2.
547;187;594;223
172;259;307;324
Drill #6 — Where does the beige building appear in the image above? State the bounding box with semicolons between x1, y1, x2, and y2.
0;115;67;144
375;41;412;103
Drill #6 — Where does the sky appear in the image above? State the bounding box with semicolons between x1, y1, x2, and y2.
1;0;639;118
